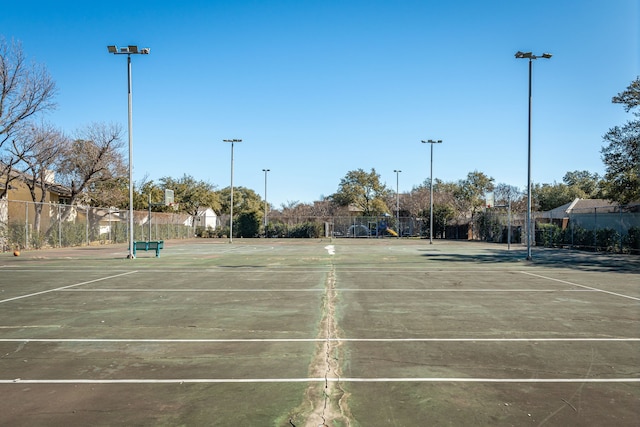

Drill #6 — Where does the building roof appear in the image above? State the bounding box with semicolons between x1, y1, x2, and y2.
0;162;71;197
544;198;625;218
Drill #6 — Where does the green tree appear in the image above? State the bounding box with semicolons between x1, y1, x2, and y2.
533;182;586;211
133;178;171;211
218;186;263;216
601;77;640;204
332;168;391;216
562;170;602;198
159;174;220;227
236;210;261;238
458;170;495;218
432;204;455;238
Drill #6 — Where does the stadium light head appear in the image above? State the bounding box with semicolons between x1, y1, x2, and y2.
223;139;242;143
107;45;151;55
515;51;532;59
515;51;552;60
421;139;442;144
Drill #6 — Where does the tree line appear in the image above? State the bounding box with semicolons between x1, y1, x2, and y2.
1;37;638;238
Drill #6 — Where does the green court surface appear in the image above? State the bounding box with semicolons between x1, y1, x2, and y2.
0;239;638;426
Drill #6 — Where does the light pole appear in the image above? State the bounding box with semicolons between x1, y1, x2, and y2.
422;139;442;244
262;168;270;230
394;169;401;237
107;45;150;259
223;139;241;243
515;51;552;260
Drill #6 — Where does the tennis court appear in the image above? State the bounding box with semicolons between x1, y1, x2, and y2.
1;238;638;426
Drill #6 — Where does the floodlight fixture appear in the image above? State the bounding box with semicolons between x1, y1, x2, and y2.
515;50;552;261
515;51;552;61
422;139;443;244
106;45;151;55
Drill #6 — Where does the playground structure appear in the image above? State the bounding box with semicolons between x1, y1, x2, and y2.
379;220;398;236
346;220;399;237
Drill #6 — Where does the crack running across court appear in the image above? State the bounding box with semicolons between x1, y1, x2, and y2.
288;249;352;426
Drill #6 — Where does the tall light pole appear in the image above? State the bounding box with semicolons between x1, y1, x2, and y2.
262;168;270;230
422;139;442;244
393;169;401;237
107;45;150;259
515;51;552;260
223;139;241;243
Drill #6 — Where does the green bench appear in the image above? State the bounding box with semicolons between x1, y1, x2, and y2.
133;240;164;257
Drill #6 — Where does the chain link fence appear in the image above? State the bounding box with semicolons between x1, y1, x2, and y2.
0;199;193;252
479;204;640;254
2;199;638;254
265;215;452;239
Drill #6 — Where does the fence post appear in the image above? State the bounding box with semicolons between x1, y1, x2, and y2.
619;205;623;253
58;203;62;248
594;207;597;251
570;212;574;248
25;201;29;250
86;206;89;246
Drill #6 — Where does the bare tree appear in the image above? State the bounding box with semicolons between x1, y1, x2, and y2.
494;183;524;210
0;37;57;197
55;122;127;218
12;122;68;233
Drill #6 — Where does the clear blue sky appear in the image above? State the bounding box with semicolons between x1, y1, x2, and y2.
2;1;638;208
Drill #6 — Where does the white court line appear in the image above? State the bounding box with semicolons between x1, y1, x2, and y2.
0;268;329;273
520;271;640;301
334;289;593;292
1;338;638;343
62;288;325;292
2;378;638;384
60;288;594;293
0;271;138;304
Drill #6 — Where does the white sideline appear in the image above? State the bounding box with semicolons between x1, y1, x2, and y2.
520;271;640;301
1;337;638;343
2;377;639;384
0;271;138;304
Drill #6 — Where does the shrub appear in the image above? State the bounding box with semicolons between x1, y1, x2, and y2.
595;228;620;252
626;226;640;251
289;222;323;238
536;223;560;247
